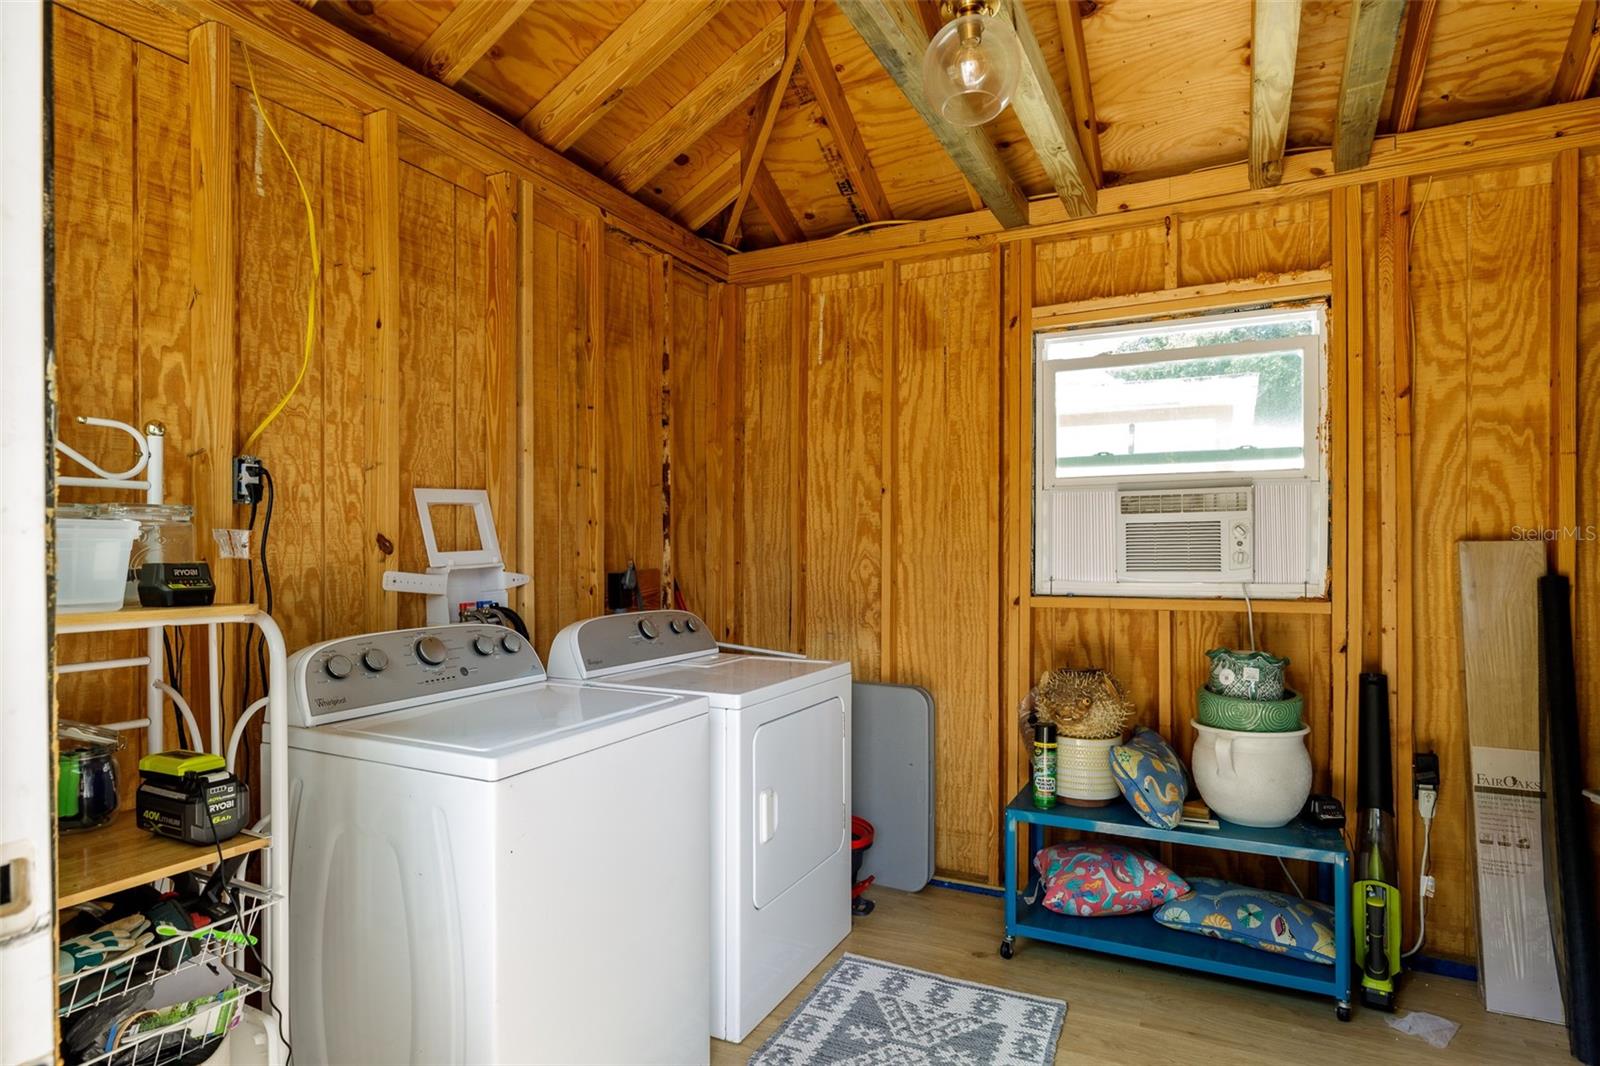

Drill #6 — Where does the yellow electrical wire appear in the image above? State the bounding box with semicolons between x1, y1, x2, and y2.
240;43;322;454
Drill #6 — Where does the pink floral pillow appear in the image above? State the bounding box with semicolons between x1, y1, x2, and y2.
1033;842;1189;917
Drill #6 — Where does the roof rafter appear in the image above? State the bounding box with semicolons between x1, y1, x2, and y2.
725;0;816;245
1551;0;1600;104
409;0;533;86
1053;0;1103;185
798;27;892;221
674;152;742;232
1249;0;1302;188
837;0;1029;228
1332;0;1406;172
1009;0;1096;214
752;163;806;243
604;14;787;195
1387;0;1437;132
520;0;728;152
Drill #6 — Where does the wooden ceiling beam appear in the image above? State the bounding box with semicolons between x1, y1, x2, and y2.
409;0;533;86
520;0;728;152
605;15;786;194
1551;1;1600;104
725;0;816;245
1387;0;1437;132
797;26;893;221
751;162;806;243
837;0;1030;228
1332;0;1406;171
1249;0;1303;188
1053;0;1103;185
1009;0;1095;215
675;152;742;232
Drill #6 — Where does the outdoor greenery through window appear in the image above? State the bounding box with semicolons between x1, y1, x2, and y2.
1037;306;1324;483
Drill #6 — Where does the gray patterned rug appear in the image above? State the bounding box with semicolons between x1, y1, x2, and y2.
748;954;1066;1066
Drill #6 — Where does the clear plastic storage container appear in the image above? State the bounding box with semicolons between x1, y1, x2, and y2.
104;503;195;605
57;516;140;612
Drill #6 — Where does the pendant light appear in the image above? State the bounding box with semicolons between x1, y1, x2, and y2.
921;0;1024;127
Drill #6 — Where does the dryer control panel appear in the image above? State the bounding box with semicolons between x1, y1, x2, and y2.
547;610;717;679
288;624;543;727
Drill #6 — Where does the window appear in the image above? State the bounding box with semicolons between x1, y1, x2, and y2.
1033;304;1329;599
1037;307;1323;486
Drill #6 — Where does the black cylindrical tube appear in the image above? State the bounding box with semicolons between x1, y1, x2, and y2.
1358;672;1394;815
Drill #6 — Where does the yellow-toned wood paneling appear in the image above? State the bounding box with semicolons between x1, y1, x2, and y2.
1178;198;1333;286
735;281;801;650
1032;223;1168;307
601;230;666;587
802;267;886;676
1578;150;1600;907
1406;161;1555;961
893;252;1001;881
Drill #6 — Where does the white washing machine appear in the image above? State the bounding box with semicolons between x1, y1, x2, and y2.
547;610;851;1042
273;623;711;1065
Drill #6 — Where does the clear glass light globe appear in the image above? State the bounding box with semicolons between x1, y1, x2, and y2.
921;11;1023;127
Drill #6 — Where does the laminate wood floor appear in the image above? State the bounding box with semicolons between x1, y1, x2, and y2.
711;885;1572;1064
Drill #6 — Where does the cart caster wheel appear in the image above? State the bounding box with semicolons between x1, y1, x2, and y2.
1336;1003;1351;1022
999;938;1015;960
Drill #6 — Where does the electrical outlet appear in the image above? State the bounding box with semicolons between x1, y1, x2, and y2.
233;455;264;505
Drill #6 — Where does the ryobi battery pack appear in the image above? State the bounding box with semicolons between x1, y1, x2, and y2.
136;750;247;845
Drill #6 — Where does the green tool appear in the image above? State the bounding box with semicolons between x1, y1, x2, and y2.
1354;673;1401;1011
155;924;257;947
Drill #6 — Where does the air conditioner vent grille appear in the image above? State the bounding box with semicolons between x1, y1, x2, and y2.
1120;490;1251;515
1123;520;1225;573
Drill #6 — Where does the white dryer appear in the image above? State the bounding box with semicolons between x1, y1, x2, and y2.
274;623;711;1065
547;611;851;1042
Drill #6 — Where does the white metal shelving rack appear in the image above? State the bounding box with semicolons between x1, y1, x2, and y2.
55;419;290;1064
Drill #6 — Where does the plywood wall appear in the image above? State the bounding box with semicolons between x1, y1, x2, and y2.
51;6;723;791
729;171;1600;962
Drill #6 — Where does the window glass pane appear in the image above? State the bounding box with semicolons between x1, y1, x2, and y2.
1043;309;1317;363
1053;348;1305;478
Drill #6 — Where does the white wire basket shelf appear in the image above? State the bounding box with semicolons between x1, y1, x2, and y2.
64;966;267;1066
58;882;277;1023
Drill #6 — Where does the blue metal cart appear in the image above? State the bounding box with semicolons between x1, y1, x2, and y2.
1001;787;1354;1020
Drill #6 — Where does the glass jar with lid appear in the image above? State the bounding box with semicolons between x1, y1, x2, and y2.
101;503;195;605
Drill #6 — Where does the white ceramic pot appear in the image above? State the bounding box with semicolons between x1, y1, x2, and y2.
1190;722;1312;828
1054;735;1123;806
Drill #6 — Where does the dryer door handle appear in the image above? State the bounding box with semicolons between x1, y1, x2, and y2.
758;788;779;844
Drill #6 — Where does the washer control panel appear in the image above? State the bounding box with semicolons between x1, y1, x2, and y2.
290;624;542;726
546;610;717;679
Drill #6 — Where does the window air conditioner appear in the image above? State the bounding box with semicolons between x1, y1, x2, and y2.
1115;487;1253;583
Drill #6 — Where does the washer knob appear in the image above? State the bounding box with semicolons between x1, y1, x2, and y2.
684;618;698;633
500;633;522;653
637;619;658;640
361;648;390;673
415;635;448;666
323;654;353;680
472;635;495;656
668;620;682;634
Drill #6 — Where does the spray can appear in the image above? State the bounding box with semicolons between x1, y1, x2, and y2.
1032;722;1058;809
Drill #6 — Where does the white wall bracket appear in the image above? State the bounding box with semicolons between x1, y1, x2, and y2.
382;488;528;625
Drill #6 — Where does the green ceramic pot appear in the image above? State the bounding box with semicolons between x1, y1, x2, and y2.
1196;686;1305;732
1205;647;1290;701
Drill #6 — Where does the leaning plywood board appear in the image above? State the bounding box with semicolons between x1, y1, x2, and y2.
1458;540;1563;1024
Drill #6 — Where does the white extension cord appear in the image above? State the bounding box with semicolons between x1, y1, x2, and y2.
1403;785;1438;958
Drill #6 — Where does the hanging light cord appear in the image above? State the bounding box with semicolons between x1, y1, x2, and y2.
239;44;321;454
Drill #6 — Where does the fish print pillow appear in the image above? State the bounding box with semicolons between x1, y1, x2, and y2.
1033;843;1189;917
1108;726;1189;829
1153;877;1337;965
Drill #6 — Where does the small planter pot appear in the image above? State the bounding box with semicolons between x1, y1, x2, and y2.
1190;722;1312;828
1205;648;1289;701
1196;687;1305;732
1053;735;1124;806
